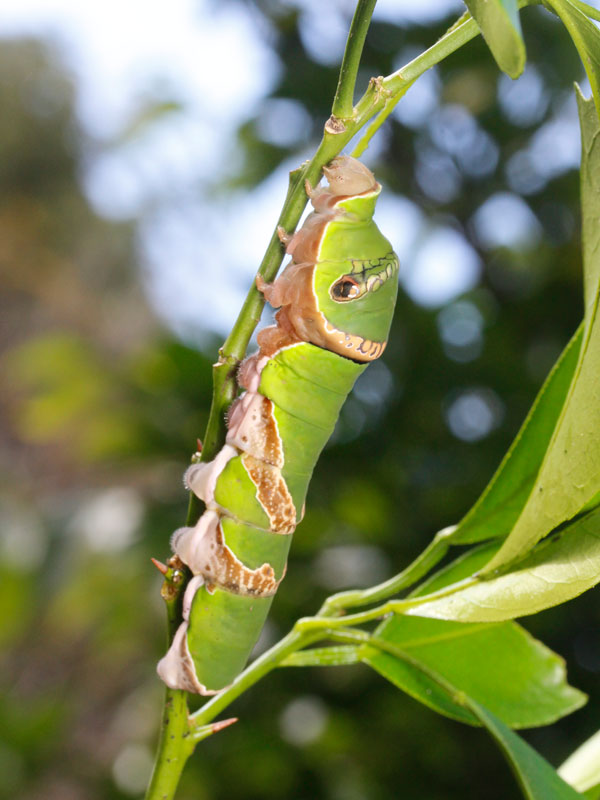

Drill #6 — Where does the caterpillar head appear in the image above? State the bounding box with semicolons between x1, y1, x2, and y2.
313;158;399;361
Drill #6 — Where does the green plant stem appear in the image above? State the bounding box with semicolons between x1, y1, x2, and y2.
146;561;192;800
146;690;193;800
317;525;457;616
331;0;379;120
352;81;413;159
299;575;480;634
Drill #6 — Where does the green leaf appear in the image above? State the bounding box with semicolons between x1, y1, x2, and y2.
577;89;600;327
558;730;600;795
280;645;360;667
447;323;583;546
361;615;584;727
464;0;526;77
405;506;600;622
410;540;501;597
465;700;585;799
483;92;600;572
543;0;600;119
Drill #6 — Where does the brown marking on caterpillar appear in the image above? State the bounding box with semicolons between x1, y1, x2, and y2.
209;522;280;596
254;159;392;363
324;115;346;134
242;454;297;535
320;318;387;362
257;269;389;361
171;512;282;596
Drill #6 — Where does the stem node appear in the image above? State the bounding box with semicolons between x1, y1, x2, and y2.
325;115;348;134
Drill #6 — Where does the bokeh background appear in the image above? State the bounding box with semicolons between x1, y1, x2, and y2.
1;1;598;798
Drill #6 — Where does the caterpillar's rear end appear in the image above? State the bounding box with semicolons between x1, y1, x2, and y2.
157;157;399;694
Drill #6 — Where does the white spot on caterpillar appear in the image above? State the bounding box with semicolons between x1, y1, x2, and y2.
156;575;222;695
184;444;237;505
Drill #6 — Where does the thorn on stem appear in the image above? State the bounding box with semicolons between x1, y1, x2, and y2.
196;438;203;453
211;717;238;734
151;557;169;576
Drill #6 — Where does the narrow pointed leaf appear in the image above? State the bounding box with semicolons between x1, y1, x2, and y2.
447;324;582;546
406;506;600;622
466;701;585;799
559;730;600;794
464;0;526;77
543;0;600;118
577;89;600;327
484;92;600;572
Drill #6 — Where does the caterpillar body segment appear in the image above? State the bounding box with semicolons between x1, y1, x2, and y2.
157;156;399;694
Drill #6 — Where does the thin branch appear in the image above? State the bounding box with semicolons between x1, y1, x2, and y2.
352;81;412;158
298;575;480;634
145;560;192;800
317;526;456;617
331;0;379;120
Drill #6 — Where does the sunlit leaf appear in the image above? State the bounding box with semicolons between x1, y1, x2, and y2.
406;506;600;622
559;730;600;795
483;90;600;572
464;0;526;78
447;324;582;545
577;89;600;326
410;541;500;596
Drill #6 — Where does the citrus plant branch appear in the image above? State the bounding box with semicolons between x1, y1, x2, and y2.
331;0;379;120
146;560;193;800
317;525;457;616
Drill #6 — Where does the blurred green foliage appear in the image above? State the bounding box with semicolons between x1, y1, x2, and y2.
0;4;598;799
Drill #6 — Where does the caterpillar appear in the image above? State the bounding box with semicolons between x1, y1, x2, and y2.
157;156;399;694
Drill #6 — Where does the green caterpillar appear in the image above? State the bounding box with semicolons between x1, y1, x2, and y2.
157;156;399;694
